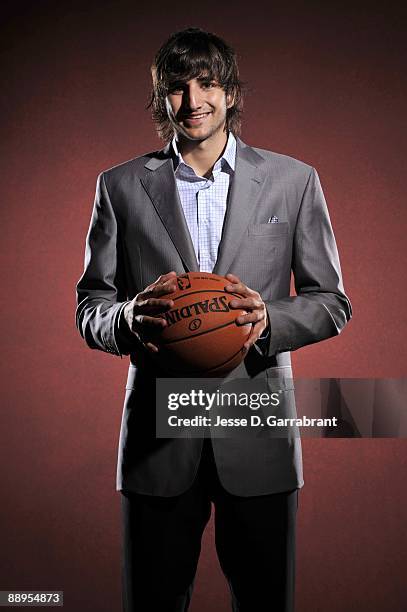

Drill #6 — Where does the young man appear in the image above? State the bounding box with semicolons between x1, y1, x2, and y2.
76;28;351;612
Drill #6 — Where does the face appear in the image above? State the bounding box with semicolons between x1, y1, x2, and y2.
165;75;233;143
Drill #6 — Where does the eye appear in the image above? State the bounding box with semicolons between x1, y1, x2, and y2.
201;81;216;89
168;83;185;95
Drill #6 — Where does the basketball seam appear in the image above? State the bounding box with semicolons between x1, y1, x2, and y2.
199;346;245;375
164;345;244;376
170;290;243;302
160;319;250;345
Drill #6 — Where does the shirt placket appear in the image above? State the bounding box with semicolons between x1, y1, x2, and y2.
197;179;213;272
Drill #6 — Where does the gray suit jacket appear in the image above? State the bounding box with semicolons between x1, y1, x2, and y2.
76;137;352;496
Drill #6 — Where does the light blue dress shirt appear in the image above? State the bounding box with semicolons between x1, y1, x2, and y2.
171;132;236;272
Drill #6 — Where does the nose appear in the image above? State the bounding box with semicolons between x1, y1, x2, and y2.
184;82;202;111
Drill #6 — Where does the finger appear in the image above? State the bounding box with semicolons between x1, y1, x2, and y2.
225;272;241;284
142;272;177;296
229;297;263;311
144;342;160;353
133;314;169;330
156;271;177;284
243;321;267;350
224;273;242;291
138;298;175;312
235;310;265;326
157;278;178;294
240;325;255;355
242;327;258;351
224;273;242;293
146;279;178;298
225;281;253;297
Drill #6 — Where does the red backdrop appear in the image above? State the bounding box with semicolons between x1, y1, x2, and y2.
1;1;406;610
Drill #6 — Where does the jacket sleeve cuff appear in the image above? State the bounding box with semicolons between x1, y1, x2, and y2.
253;308;271;355
112;302;142;357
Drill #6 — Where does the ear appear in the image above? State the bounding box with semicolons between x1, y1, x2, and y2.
226;89;235;110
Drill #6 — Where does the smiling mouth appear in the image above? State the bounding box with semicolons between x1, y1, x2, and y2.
184;112;211;121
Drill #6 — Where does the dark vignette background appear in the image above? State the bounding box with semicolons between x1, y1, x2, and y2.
1;1;406;610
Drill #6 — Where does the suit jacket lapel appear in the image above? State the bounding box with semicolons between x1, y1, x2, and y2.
141;147;199;272
213;137;265;276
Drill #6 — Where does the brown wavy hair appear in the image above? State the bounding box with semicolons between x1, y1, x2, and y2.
148;28;243;142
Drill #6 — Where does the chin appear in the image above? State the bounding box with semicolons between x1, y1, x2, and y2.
183;126;222;141
179;129;210;141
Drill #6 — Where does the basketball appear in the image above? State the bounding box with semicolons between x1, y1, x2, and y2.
153;272;251;376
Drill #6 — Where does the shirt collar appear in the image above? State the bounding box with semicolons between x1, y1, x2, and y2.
171;131;236;176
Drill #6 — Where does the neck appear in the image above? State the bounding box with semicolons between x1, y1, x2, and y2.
175;129;229;178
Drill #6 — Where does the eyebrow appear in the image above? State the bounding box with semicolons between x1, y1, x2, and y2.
167;75;218;89
196;75;217;82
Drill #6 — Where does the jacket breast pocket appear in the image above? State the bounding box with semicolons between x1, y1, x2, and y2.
248;222;289;237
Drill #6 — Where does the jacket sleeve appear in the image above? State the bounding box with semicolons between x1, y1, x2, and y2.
263;167;352;357
75;172;138;357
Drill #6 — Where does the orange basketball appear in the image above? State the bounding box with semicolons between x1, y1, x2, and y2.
154;272;251;376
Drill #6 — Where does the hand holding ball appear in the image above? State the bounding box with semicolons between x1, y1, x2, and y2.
152;272;251;376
